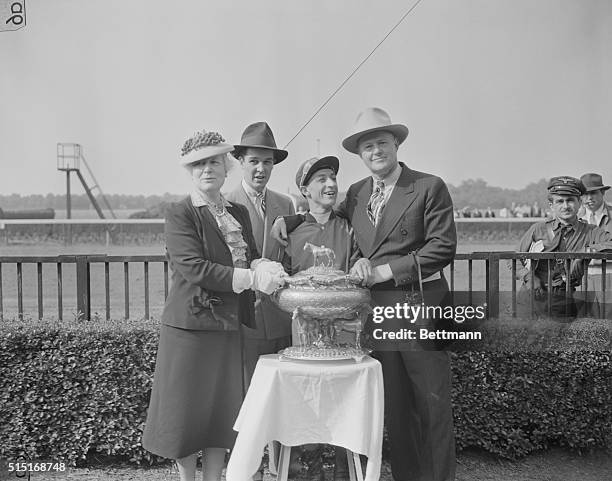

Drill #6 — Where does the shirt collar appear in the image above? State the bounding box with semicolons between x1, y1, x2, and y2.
304;210;335;224
372;163;402;189
552;216;579;231
594;203;607;217
242;179;266;198
190;190;230;208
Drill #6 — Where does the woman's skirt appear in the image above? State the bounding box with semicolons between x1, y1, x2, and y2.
142;325;244;459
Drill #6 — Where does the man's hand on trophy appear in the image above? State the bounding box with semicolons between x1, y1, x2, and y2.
364;264;393;287
349;258;372;284
270;217;288;246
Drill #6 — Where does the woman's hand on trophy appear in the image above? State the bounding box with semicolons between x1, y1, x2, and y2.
252;261;287;294
349;258;372;284
254;259;288;276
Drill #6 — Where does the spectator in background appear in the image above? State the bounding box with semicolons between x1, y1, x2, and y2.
518;203;531;218
579;173;612;318
484;206;495;218
516;176;612;318
511;201;518;217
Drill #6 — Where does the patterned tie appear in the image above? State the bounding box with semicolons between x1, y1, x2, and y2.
256;191;266;219
367;180;385;226
588;211;596;226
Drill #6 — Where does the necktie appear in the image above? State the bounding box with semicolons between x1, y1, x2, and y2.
367;180;385;226
555;225;574;285
588;211;596;225
256;192;266;219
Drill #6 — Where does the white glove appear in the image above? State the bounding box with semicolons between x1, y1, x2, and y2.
251;259;286;276
262;260;287;276
252;262;287;295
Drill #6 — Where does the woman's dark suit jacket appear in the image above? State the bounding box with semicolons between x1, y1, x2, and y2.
161;196;258;331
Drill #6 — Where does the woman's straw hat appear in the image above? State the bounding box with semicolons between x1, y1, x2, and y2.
180;130;234;166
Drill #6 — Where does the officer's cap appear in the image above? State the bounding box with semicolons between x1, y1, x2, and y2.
547;176;586;197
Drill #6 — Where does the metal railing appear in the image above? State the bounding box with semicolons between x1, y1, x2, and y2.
0;255;167;321
0;252;610;321
451;252;611;319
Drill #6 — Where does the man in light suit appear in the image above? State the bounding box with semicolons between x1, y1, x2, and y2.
274;108;457;481
579;173;612;318
226;121;295;380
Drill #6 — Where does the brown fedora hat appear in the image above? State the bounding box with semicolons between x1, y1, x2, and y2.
233;122;288;164
342;107;409;154
580;173;610;193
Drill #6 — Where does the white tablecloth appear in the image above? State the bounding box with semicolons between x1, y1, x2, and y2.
226;354;384;481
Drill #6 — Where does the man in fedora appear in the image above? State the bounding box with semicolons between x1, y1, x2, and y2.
579;173;612;317
226;121;295;380
272;107;457;481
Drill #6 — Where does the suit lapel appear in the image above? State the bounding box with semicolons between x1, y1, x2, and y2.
235;186;264;254
263;191;282;259
601;206;611;229
370;165;418;255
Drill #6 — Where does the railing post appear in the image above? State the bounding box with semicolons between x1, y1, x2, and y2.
487;253;500;318
76;255;90;320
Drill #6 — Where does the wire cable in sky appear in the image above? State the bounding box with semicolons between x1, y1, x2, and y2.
283;0;425;149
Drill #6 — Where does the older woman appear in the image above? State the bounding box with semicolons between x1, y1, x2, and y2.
142;130;285;481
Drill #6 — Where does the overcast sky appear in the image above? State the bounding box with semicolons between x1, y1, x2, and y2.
1;0;611;197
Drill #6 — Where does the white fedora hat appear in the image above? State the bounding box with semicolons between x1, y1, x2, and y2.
342;107;409;154
179;130;234;166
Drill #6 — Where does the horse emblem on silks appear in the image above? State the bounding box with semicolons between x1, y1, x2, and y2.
303;242;336;270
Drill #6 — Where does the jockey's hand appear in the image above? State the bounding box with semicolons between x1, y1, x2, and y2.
270;217;288;247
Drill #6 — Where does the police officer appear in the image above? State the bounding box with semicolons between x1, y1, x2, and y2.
517;176;612;318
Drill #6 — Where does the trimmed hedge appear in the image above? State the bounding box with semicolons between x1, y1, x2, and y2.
0;319;610;465
0;319;161;466
450;350;611;458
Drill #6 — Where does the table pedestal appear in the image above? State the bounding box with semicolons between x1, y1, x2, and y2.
275;444;363;481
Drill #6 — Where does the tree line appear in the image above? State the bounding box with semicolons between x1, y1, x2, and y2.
0;193;183;210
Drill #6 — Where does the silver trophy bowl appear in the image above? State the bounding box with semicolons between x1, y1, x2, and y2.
272;265;372;361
